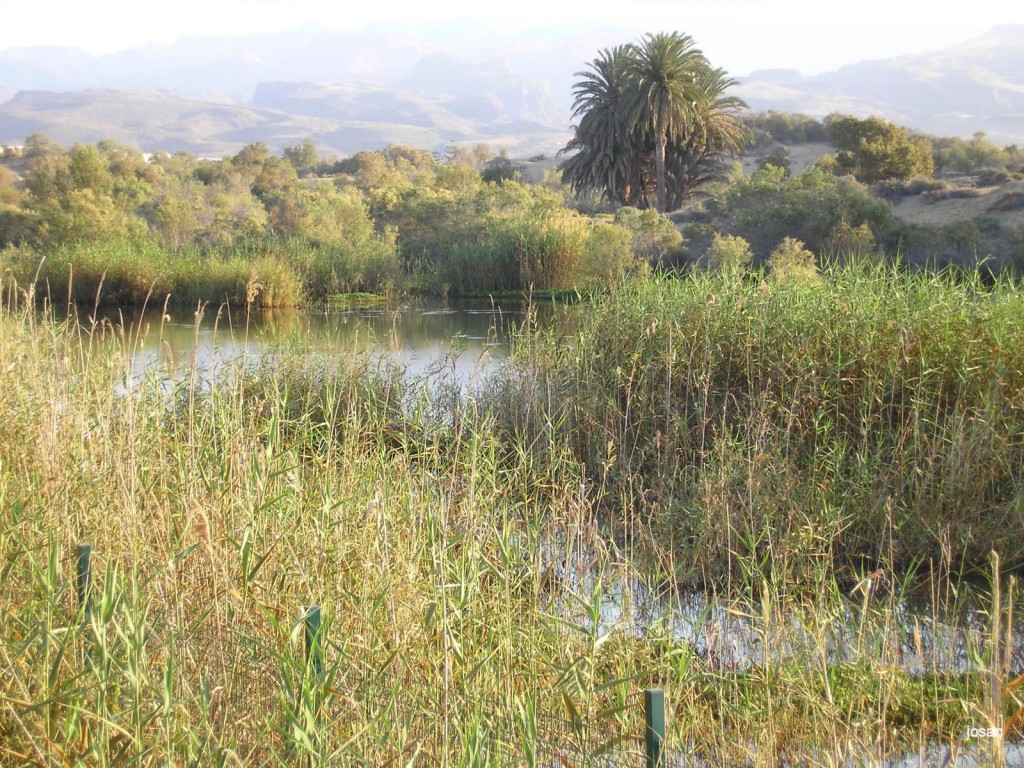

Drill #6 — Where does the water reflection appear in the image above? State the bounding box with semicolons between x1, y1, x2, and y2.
79;300;533;392
542;545;1024;678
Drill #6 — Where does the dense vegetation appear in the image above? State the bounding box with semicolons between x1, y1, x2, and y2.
4;106;1024;768
0;138;653;306
2;102;1024;309
2;264;1022;765
6;22;1024;761
519;266;1024;579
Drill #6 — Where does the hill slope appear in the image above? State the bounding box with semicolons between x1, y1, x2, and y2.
736;25;1024;143
0;84;570;157
2;25;1024;156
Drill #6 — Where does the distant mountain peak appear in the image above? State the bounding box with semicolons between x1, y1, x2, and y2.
2;24;1023;153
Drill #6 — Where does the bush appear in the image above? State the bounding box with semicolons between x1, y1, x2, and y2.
977;167;1021;187
757;146;791;176
579;222;645;289
706;233;753;272
703;166;891;260
612;206;684;262
767;237;819;282
823;218;878;261
873;176;949;204
988;190;1024;213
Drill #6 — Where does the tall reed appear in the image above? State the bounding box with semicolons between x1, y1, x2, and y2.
508;264;1024;586
2;269;1022;766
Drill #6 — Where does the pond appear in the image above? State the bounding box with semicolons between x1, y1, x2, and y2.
79;298;1024;680
78;298;544;393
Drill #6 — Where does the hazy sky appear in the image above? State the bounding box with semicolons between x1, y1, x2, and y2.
3;0;1024;75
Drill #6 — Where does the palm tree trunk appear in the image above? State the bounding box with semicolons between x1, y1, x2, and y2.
655;126;667;212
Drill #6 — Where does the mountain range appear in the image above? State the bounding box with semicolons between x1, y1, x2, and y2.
1;23;1022;157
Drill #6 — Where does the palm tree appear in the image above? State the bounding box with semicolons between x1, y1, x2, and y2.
623;32;706;212
558;46;638;206
661;64;750;209
559;33;749;210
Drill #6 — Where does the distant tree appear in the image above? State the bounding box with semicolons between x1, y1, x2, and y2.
384;145;436;171
931;131;1021;175
232;142;270;168
151;190;200;248
0;166;19;207
444;143;495;168
283;138;319;175
560;33;748;211
481;157;518;183
742;111;828;147
251;156;297;197
67;144;114;195
826;114;933;183
267;184;376;246
23;132;57;159
434;162;481;193
151;150;198;180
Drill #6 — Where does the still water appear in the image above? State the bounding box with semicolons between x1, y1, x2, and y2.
87;299;533;392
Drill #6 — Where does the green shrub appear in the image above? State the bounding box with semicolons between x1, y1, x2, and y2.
704;166;891;259
612;207;684;261
826;114;934;183
757;146;791;176
977;167;1020;187
579;222;644;289
706;233;754;272
873;176;949;203
767;237;819;282
823;218;878;261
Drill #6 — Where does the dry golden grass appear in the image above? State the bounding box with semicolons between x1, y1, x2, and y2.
1;268;1023;766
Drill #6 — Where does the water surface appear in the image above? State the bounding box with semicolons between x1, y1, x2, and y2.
81;299;533;391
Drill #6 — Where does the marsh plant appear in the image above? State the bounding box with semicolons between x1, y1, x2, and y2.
1;265;1023;766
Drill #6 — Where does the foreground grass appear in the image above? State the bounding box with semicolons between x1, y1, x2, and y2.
1;269;1023;766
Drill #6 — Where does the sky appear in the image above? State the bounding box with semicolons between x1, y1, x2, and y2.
2;0;1024;76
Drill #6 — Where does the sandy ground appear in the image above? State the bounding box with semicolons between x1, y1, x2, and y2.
891;181;1024;227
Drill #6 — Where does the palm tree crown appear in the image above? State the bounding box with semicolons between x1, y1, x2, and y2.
559;31;749;212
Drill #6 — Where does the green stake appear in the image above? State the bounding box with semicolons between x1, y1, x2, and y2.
76;544;92;618
304;605;323;680
645;688;665;768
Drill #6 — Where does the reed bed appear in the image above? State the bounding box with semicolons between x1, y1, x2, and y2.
509;264;1024;587
1;266;1023;766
